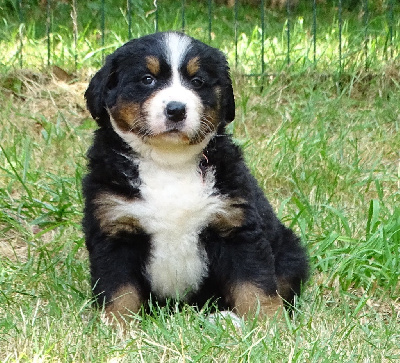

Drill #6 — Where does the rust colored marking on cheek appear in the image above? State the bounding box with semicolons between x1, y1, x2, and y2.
146;56;160;75
109;101;142;133
187;56;200;76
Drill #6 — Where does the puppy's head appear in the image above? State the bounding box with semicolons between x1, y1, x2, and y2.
85;32;235;149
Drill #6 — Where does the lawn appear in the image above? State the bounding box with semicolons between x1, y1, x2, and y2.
0;1;399;361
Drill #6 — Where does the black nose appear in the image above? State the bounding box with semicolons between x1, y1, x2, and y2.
165;101;186;122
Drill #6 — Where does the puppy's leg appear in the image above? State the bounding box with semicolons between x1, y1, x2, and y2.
104;283;143;324
88;238;148;325
217;233;283;320
274;226;309;309
229;282;283;320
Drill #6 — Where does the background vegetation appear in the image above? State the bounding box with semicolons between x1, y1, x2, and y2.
0;0;399;361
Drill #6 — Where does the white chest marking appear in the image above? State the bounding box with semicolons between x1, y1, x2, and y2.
133;159;224;300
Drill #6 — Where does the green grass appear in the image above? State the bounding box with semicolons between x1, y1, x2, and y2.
1;68;399;362
1;1;400;361
1;0;399;74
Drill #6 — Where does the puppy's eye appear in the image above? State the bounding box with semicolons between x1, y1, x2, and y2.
141;75;155;86
191;77;204;89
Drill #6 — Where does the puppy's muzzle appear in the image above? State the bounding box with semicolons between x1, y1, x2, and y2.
165;101;187;122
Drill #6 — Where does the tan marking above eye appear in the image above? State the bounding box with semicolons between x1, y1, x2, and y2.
146;56;160;75
187;56;200;77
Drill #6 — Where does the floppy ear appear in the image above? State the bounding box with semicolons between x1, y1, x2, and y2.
217;50;235;123
223;81;235;123
85;59;118;127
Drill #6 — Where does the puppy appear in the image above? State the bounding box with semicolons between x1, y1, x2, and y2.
83;31;309;323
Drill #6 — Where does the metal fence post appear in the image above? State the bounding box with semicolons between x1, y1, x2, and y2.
313;0;317;66
388;0;394;59
286;0;291;65
101;0;105;63
208;0;212;43
155;0;159;33
127;0;133;39
72;0;78;71
261;0;265;76
234;0;238;69
46;0;51;67
338;0;343;74
363;0;369;70
181;0;185;33
17;0;23;68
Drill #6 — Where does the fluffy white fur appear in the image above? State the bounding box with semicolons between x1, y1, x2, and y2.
165;32;192;78
144;85;203;136
138;159;223;299
99;157;227;299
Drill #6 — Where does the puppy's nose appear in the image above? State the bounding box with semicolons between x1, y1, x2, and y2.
165;101;186;122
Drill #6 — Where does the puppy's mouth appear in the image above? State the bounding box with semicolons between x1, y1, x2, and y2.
109;100;216;146
151;127;191;144
165;121;186;133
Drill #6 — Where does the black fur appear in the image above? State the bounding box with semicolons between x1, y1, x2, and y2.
83;32;309;319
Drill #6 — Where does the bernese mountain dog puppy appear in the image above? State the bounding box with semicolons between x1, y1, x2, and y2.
83;31;309;323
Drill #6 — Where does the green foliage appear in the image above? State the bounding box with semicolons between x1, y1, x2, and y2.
0;0;399;73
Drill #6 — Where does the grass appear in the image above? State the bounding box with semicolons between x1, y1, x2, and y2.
1;1;400;361
1;0;399;73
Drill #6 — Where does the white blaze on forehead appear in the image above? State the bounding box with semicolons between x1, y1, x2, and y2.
163;32;192;77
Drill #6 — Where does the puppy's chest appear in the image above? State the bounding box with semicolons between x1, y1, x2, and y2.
135;160;223;299
137;161;221;233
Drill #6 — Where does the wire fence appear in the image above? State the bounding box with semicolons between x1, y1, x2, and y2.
4;0;400;76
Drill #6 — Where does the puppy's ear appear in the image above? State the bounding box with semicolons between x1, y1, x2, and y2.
223;81;235;123
218;51;235;124
85;59;118;127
